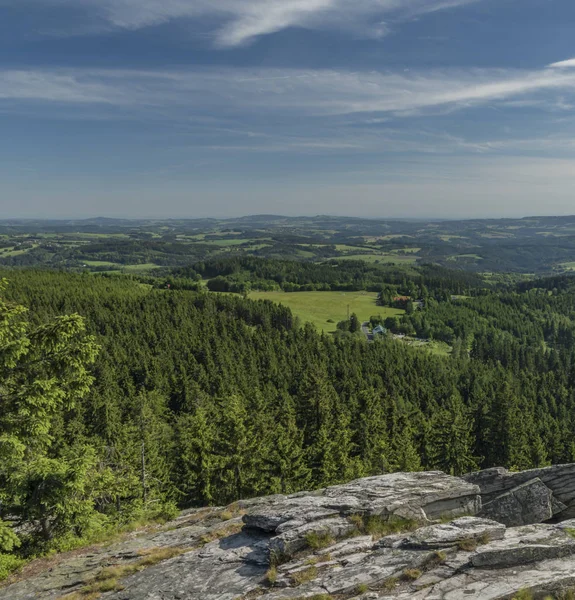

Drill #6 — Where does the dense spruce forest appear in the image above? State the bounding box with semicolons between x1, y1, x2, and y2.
2;262;575;577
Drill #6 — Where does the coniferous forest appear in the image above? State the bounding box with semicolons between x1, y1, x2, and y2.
2;260;575;575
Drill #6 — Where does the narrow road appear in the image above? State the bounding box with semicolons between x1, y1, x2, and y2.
361;322;373;342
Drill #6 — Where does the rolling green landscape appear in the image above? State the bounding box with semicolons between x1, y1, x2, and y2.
3;216;575;591
3;214;575;275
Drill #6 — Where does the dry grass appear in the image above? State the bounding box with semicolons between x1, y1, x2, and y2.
291;566;318;586
305;553;331;565
347;514;419;540
57;546;188;600
402;568;422;581
381;577;399;591
423;550;447;568
265;566;277;585
457;538;478;552
305;531;335;550
269;549;291;567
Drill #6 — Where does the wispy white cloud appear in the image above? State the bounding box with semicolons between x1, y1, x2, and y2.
549;58;575;69
3;63;574;117
2;62;575;162
0;70;121;103
12;0;484;47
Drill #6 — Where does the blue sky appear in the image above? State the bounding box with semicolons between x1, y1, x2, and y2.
2;0;575;219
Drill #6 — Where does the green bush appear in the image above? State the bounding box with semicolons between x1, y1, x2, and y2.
0;554;25;581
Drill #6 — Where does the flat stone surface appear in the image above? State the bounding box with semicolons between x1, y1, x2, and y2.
471;523;575;568
396;517;505;549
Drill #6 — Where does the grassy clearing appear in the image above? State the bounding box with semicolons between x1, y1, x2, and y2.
121;263;161;272
82;260;118;267
337;254;418;265
334;244;372;252
425;341;452;357
82;261;160;272
0;245;38;257
202;238;253;247
447;254;483;261
249;291;403;333
390;247;421;254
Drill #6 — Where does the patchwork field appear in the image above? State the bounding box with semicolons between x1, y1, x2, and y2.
337;254;418;264
249;290;404;332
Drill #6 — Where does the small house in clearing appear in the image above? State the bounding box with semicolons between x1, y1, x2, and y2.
392;295;410;309
373;325;387;336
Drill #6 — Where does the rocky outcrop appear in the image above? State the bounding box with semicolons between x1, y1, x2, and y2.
465;464;575;519
479;478;565;527
3;469;575;600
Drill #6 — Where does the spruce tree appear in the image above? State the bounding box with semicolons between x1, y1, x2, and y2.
427;394;479;476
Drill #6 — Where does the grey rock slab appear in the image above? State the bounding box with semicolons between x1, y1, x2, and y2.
105;547;267;600
244;503;341;533
465;464;575;516
245;472;482;540
320;547;436;595
326;535;375;558
263;587;331;599
479;478;559;527
196;531;270;565
404;554;575;599
269;516;357;555
322;472;481;521
471;523;575;568
395;516;505;549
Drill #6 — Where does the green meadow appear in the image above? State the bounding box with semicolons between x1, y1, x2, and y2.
249;290;404;332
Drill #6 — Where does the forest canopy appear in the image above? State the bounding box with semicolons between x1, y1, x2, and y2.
0;266;575;576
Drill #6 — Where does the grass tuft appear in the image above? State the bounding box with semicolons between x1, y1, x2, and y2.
457;538;477;552
402;568;422;581
512;590;534;600
269;549;291;567
347;514;418;540
381;576;399;591
265;566;277;586
477;532;491;546
305;531;334;550
291;566;318;586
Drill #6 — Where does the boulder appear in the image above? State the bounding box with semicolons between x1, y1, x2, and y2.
465;463;575;518
268;516;358;556
245;471;482;540
479;478;564;526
